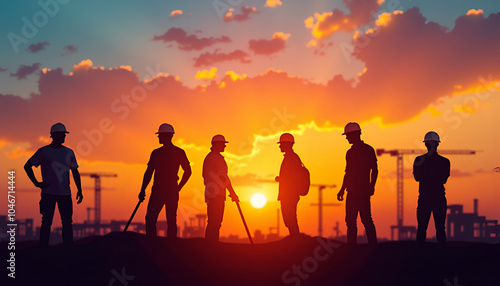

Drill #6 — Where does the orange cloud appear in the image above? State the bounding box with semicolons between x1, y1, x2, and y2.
453;101;491;114
169;10;192;19
170;10;183;17
4;146;32;159
305;0;381;41
375;11;403;27
223;6;259;23
72;59;93;72
2;9;500;163
195;67;218;81
466;9;484;16
265;0;282;8
224;71;247;82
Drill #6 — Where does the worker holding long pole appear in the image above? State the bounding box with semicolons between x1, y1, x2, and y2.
138;123;192;238
203;134;250;243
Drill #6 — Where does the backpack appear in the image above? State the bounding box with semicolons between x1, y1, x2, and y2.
297;163;310;196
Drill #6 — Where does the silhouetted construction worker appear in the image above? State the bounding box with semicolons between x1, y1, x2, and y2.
337;122;378;245
139;123;191;238
413;131;450;247
203;135;240;242
275;133;303;237
24;123;83;247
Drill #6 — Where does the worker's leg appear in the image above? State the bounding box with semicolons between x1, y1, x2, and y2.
345;194;359;245
165;191;179;238
280;199;300;236
416;197;432;243
39;194;56;247
359;196;377;244
57;195;74;247
433;196;447;247
205;198;225;242
145;190;166;236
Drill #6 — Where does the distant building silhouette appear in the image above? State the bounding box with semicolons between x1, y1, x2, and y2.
447;199;500;242
183;214;206;238
0;216;35;241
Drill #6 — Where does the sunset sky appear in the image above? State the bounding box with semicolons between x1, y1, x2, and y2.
1;0;499;240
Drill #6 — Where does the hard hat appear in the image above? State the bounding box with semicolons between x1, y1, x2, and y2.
50;123;69;133
211;134;228;143
342;122;361;135
155;123;175;134
277;133;294;144
423;131;440;142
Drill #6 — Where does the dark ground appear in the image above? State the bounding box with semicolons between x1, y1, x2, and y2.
2;232;500;285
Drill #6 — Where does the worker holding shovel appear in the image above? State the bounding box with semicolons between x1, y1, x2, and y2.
203;134;248;243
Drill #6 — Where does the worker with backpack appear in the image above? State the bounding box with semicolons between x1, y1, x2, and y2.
275;133;310;237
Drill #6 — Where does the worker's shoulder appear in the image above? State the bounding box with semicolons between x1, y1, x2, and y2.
437;153;450;163
348;141;375;153
171;144;187;153
205;151;223;161
361;141;375;151
285;151;301;160
39;145;74;153
152;145;186;155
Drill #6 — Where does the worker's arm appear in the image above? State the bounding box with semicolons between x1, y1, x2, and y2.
226;177;239;202
139;166;154;202
413;156;424;182
369;166;378;196
441;159;451;185
337;174;348;201
178;160;192;191
72;168;83;204
24;161;49;189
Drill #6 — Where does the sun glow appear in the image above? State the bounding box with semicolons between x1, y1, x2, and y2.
250;193;267;209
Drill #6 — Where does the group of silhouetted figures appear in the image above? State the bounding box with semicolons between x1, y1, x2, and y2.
24;122;450;247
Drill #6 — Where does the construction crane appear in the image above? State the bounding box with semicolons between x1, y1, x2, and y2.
309;184;339;237
257;179;339;237
80;172;117;228
376;149;476;240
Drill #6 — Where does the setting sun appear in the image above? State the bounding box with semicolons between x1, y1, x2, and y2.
250;193;267;209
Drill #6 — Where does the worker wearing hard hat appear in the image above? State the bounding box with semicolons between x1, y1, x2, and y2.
337;122;378;245
413;131;450;247
203;134;239;242
275;133;304;237
139;123;192;238
24;123;83;247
